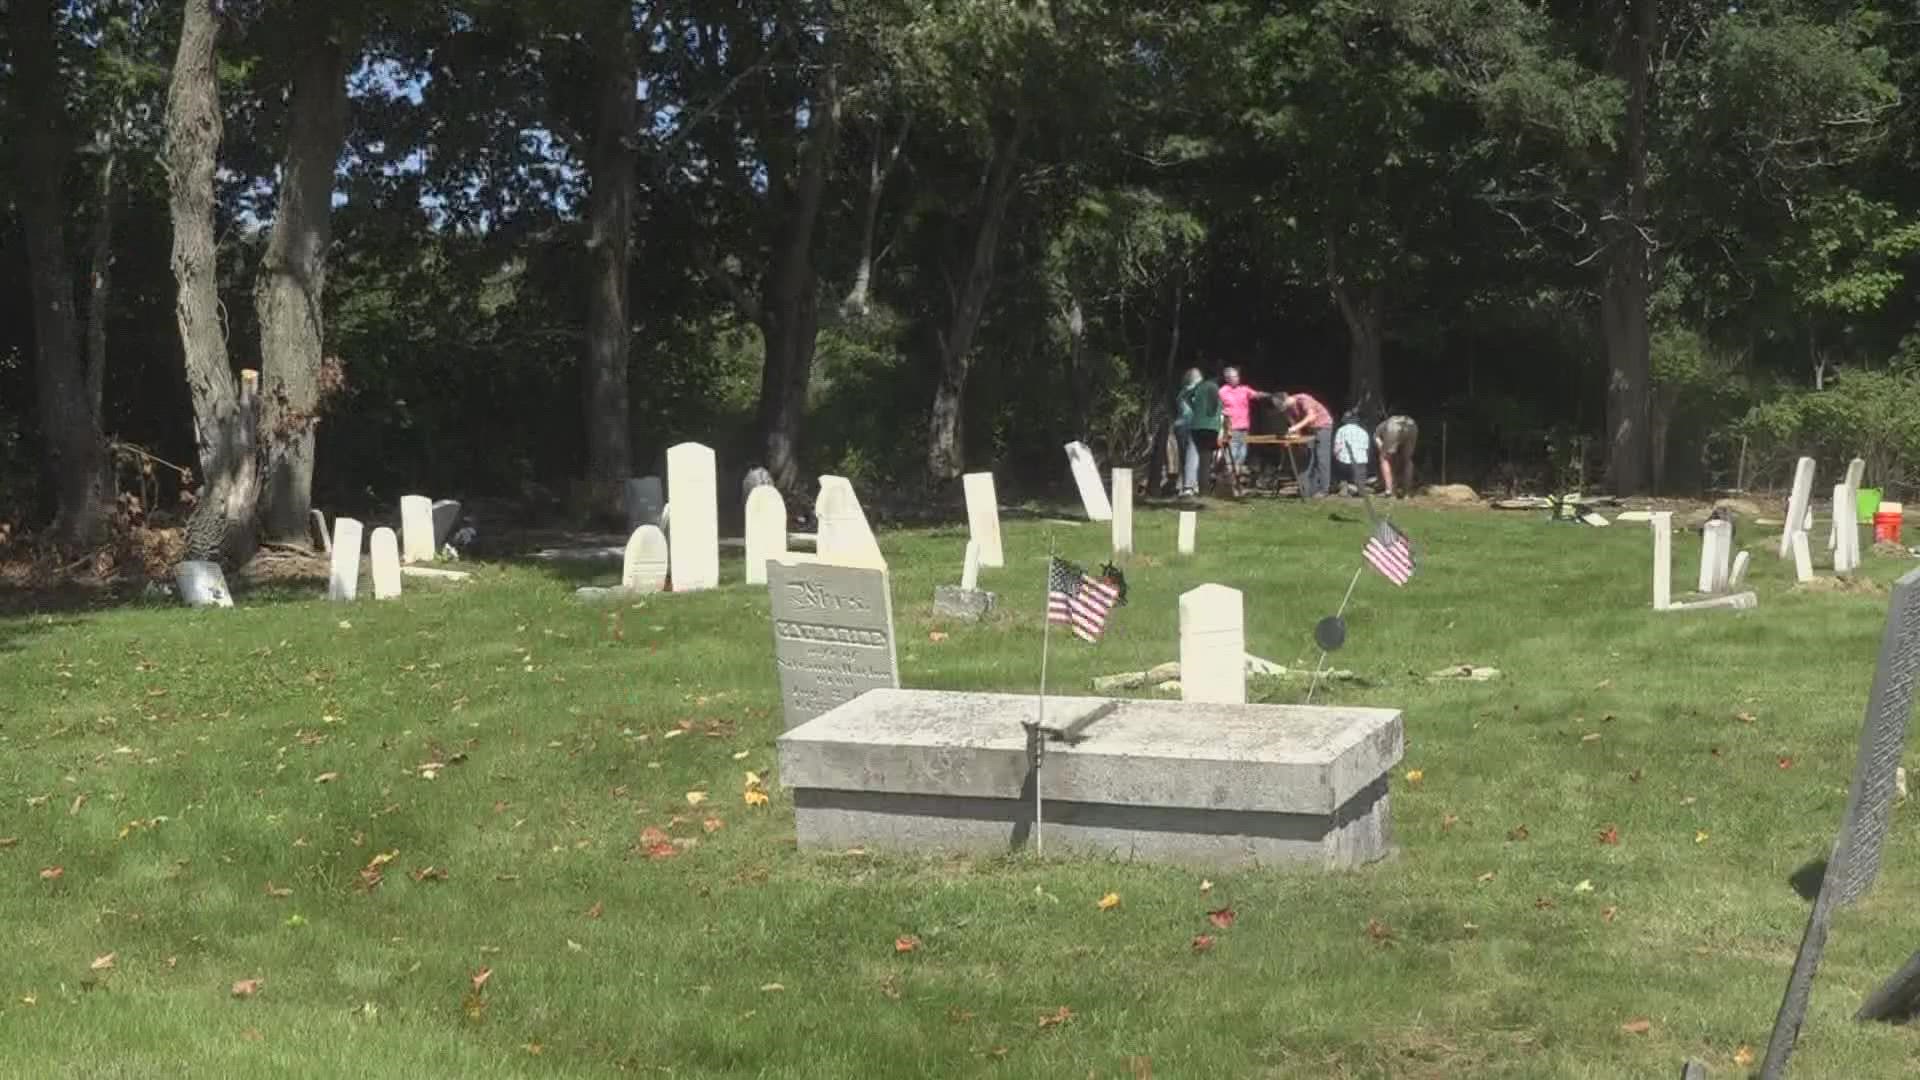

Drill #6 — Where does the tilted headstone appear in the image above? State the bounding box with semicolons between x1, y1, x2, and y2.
1759;567;1920;1077
1178;510;1197;556
622;525;669;593
767;558;899;730
960;539;981;592
1063;441;1114;522
962;472;1005;568
329;517;364;602
1780;457;1816;560
370;527;403;600
174;561;234;609
1832;458;1866;552
1650;512;1673;610
1793;530;1815;584
430;499;462;553
1111;468;1134;556
625;476;664;532
667;443;719;591
744;485;788;586
814;476;886;569
1729;550;1751;589
400;495;435;563
308;509;330;555
1180;584;1246;705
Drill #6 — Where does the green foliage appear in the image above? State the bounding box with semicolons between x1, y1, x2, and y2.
1734;365;1920;495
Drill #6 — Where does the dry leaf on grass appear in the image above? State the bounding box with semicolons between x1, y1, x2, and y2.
0;837;17;848
685;791;709;807
1190;934;1215;954
1404;768;1424;785
1206;907;1236;929
410;866;449;883
1602;906;1619;923
1038;1005;1073;1029
585;901;604;920
759;983;785;993
928;631;949;643
1476;871;1497;884
471;967;492;992
90;953;115;971
1507;824;1530;842
1365;918;1393;944
314;772;340;784
1597;824;1621;846
231;978;263;998
1198;879;1213;894
702;818;724;834
1695;830;1710;844
263;882;293;898
1620;1018;1651;1035
1441;813;1459;831
894;935;921;954
1734;1045;1756;1067
1097;892;1121;911
39;866;63;881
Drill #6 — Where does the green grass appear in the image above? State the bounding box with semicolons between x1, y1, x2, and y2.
3;501;1919;1078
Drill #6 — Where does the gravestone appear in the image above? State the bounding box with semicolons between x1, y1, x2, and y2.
962;472;1005;568
400;495;435;563
961;539;981;591
1759;567;1920;1078
174;561;234;608
622;525;669;593
742;466;774;506
1730;550;1752;589
1063;441;1113;522
1651;512;1673;610
767;558;900;730
1833;484;1859;574
814;476;886;569
1180;584;1246;705
1793;530;1815;583
328;518;364;602
1111;468;1134;556
625;477;664;532
933;541;994;621
1178;510;1197;556
370;527;403;599
430;499;462;553
1832;457;1867;552
308;509;330;554
1780;457;1816;560
1700;520;1732;593
744;485;788;586
667;443;719;591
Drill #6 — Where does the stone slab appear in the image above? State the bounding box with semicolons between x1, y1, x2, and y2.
1793;530;1815;583
369;527;403;599
622;525;669;593
778;689;1404;868
400;495;435;563
1180;584;1245;705
328;517;364;602
768;558;899;731
960;540;981;592
401;566;471;582
1651;512;1673;610
962;472;1005;568
667;444;719;591
745;485;788;586
1658;591;1758;613
814;476;887;569
1781;457;1815;559
1064;441;1113;521
1178;510;1196;555
932;585;995;621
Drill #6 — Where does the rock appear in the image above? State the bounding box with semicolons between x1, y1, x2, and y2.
1146;661;1182;682
1425;484;1479;503
1428;664;1501;682
1092;671;1149;692
575;586;642;604
932;585;995;621
1244;655;1286;676
1154;680;1182;694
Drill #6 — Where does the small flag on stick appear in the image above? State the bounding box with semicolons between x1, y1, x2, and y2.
1363;514;1416;586
1048;557;1121;642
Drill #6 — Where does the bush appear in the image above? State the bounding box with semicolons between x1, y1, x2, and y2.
1730;364;1920;497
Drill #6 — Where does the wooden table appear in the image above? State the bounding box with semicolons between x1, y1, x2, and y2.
1242;434;1311;498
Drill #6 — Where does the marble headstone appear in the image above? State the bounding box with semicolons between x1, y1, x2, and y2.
1178;510;1197;556
1729;550;1751;589
667;443;719;591
400;495;435;563
960;539;981;591
814;476;886;569
370;527;403;599
622;525;669;593
1700;520;1731;593
1650;512;1672;610
962;472;1005;568
1180;584;1246;705
745;485;788;586
1111;468;1134;556
1793;530;1815;583
308;509;330;554
1780;457;1816;560
767;558;900;730
1064;441;1113;522
329;517;364;602
174;561;234;609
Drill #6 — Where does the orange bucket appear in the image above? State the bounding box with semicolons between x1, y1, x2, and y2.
1874;507;1903;545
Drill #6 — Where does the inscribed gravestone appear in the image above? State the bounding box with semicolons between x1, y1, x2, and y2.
370;527;403;599
962;472;1005;568
1111;468;1134;556
814;476;886;569
400;495;435;563
626;477;664;532
767;558;900;730
1780;457;1816;560
622;525;669;592
1180;584;1246;705
745;485;788;586
1178;510;1197;556
1651;512;1673;610
430;499;462;552
1759;567;1920;1078
329;517;364;602
667;443;719;591
1064;441;1113;522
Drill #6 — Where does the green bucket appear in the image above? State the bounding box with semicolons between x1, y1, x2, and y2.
1858;487;1882;524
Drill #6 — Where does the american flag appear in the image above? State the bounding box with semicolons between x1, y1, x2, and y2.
1363;517;1416;586
1048;557;1121;642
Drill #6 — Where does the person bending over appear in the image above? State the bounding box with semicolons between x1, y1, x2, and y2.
1281;390;1334;498
1375;414;1419;497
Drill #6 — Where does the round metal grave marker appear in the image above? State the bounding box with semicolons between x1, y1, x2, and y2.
1314;615;1347;652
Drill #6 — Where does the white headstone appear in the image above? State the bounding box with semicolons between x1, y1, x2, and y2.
430;499;462;552
400;495;435;563
814;476;886;569
960;540;981;592
1729;550;1751;589
1832;458;1867;552
667;443;719;591
961;472;1005;568
745;485;788;586
174;561;234;609
1064;441;1114;522
1651;512;1672;610
1780;457;1816;559
1701;520;1732;593
309;508;330;554
1793;529;1815;583
1834;483;1858;574
622;525;669;592
1178;510;1197;556
329;517;364;602
1179;584;1246;705
625;477;664;531
370;527;403;600
1111;468;1134;556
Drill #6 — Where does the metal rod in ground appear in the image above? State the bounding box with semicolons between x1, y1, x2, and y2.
1306;564;1367;705
1033;536;1057;856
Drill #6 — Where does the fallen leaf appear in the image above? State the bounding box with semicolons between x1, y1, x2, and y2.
1628;769;1644;783
1581;732;1601;743
744;789;769;807
525;1042;544;1056
1620;1018;1651;1035
1734;1045;1756;1067
69;793;88;815
0;837;17;848
315;772;340;784
1534;896;1556;910
1129;1055;1154;1080
1441;813;1459;831
410;866;449;883
264;882;293;899
231;978;263;999
585;901;604;920
566;939;584;953
928;631;949;643
1574;879;1595;894
732;750;750;761
1601;906;1619;923
1476;871;1496;884
759;983;785;993
1507;824;1530;842
702;818;724;834
90;953;116;971
1597;824;1620;846
1404;768;1424;786
895;935;921;954
1779;756;1794;769
39;866;63;881
684;791;709;807
638;826;670;847
1206;906;1236;929
1736;711;1757;724
1038;1005;1073;1029
1365;917;1393;944
1097;892;1121;911
470;967;492;992
1190;934;1215;953
1198;879;1213;894
1695;830;1710;844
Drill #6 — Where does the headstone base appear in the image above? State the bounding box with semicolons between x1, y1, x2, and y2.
932;585;996;620
1658;591;1759;613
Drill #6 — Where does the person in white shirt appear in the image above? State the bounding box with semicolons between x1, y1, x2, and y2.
1332;413;1372;495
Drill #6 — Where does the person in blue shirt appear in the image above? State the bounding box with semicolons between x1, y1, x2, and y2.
1332;412;1372;496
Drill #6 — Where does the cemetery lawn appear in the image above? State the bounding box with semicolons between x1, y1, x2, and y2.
5;502;1920;1079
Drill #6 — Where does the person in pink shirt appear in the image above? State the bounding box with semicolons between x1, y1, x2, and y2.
1216;367;1271;491
1281;391;1335;497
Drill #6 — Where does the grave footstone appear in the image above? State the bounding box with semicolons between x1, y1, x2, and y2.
934;541;994;621
1064;441;1113;522
329;517;364;602
430;499;462;553
962;472;1005;568
745;485;788;586
622;525;669;593
1111;468;1134;556
400;495;435;563
1760;567;1920;1077
814;476;886;569
309;509;330;554
1178;510;1197;556
625;477;664;532
767;558;899;730
1651;512;1673;610
174;561;234;608
1180;584;1246;705
370;527;403;599
667;443;719;591
1780;457;1816;560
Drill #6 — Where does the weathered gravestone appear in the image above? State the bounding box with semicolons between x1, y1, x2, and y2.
309;509;330;554
1730;550;1752;589
174;561;234;608
744;485;788;586
1793;530;1815;584
1699;520;1732;593
814;476;886;569
625;477;664;532
1111;468;1134;557
1180;584;1246;705
1831;457;1866;553
1063;441;1113;522
1759;567;1920;1078
400;495;435;563
933;540;995;620
667;443;719;591
1651;512;1673;610
370;528;403;599
1833;484;1860;574
962;472;1005;568
622;525;669;593
329;517;364;602
767;558;900;731
430;499;462;553
1178;510;1197;556
1780;457;1816;560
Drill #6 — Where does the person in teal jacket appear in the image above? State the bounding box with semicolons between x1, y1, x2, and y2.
1179;368;1223;497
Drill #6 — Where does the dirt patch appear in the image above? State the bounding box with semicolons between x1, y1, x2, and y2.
1793;575;1886;595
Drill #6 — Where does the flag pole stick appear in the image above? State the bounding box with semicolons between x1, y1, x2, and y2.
1032;536;1057;856
1306;563;1366;706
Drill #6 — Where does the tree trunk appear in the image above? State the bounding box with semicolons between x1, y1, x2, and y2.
7;0;108;547
1649;387;1679;493
1603;0;1656;495
926;115;1026;483
86;135;116;432
755;66;840;490
167;0;259;567
1145;281;1185;493
581;8;637;487
1065;298;1091;439
257;19;352;541
1333;279;1385;414
842;114;909;319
